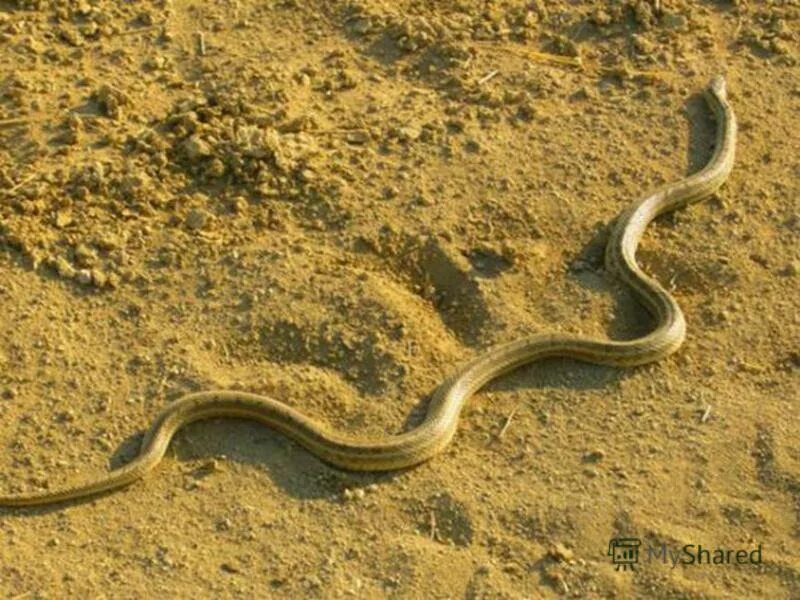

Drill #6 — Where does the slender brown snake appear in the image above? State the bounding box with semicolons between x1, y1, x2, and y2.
0;76;736;507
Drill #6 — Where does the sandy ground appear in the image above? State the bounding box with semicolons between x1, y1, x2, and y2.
0;0;798;598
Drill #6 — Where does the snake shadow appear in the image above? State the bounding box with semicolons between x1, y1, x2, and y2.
0;411;422;516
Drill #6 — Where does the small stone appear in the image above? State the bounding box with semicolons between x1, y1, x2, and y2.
548;543;574;562
632;34;656;55
76;269;93;285
204;157;226;178
145;55;168;70
661;12;687;30
345;129;370;144
182;135;213;161
54;257;77;279
343;488;366;501
231;196;248;213
95;437;113;452
185;208;211;230
91;269;107;288
95;233;122;251
582;449;606;463
94;84;129;119
105;272;121;288
55;210;73;228
74;243;98;267
192;458;223;478
79;22;98;38
74;2;92;17
137;11;154;26
58;27;82;47
591;8;613;26
396;124;422;142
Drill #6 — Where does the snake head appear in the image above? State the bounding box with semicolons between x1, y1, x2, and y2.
708;75;727;100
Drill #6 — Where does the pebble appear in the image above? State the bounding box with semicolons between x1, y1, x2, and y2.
396;124;422;142
185;208;211;230
74;243;98;267
632;34;656;55
548;543;574;562
94;84;128;119
55;210;73;228
145;55;168;71
76;269;93;286
54;257;77;279
204;157;226;178
345;129;370;144
90;269;107;287
231;196;248;213
591;8;613;26
95;233;122;251
182;135;213;160
343;488;366;501
105;272;121;288
582;449;606;463
94;437;113;452
661;12;687;30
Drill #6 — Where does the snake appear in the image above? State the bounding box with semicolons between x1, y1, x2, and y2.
0;76;736;507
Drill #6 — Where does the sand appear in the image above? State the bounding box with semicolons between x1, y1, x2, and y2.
0;0;798;597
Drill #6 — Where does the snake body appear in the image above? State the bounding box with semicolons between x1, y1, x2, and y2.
0;77;736;507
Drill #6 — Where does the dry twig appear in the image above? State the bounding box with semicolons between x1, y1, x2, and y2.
498;406;520;438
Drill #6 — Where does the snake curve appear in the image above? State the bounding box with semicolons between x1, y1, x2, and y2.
0;76;736;507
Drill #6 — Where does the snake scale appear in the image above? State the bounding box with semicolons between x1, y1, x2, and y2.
0;76;736;507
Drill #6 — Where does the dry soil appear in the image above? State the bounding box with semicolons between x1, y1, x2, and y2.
0;0;799;598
